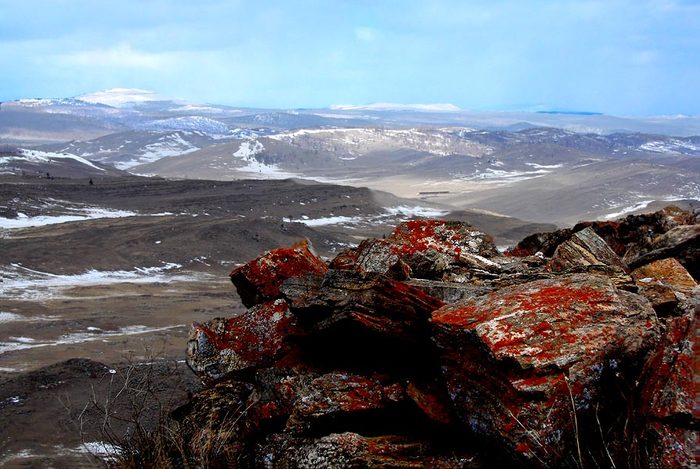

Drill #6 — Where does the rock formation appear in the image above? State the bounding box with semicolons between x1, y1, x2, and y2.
176;207;697;468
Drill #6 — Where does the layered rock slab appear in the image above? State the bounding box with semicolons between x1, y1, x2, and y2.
431;274;660;466
230;240;328;308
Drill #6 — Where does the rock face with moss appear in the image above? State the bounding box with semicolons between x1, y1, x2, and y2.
180;207;698;468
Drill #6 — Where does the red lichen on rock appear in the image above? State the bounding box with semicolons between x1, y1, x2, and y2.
431;274;660;466
230;240;328;307
330;220;498;276
187;299;303;381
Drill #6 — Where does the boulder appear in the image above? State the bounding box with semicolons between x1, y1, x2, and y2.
631;257;697;314
230;240;328;308
431;274;659;466
631;305;698;468
187;299;303;382
284;373;405;432
281;269;444;341
626;224;700;281
331;220;498;278
548;227;628;273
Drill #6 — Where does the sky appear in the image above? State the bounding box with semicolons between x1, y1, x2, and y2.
1;0;698;115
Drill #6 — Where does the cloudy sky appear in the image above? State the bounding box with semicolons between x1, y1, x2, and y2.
1;0;698;115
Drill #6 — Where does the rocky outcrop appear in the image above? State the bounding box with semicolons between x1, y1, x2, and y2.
432;274;659;466
229;240;328;308
176;209;698;468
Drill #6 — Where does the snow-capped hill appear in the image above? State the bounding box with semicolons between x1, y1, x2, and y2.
329;103;461;112
14;98;101;108
77;88;164;107
137;116;231;135
638;138;700;155
269;127;492;157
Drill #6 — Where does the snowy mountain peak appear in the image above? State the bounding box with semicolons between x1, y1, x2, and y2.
77;88;164;107
329;102;461;112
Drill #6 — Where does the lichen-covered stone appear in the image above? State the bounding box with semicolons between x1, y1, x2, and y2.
330;220;498;278
230;240;328;307
285;373;405;432
187;299;302;382
431;274;659;466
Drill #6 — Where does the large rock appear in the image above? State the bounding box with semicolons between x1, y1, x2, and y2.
281;270;445;377
187;299;303;382
431;274;660;466
281;269;444;340
331;220;498;278
548;227;628;272
230;240;328;308
626;224;700;281
631;257;697;314
631;305;698;468
284;373;405;432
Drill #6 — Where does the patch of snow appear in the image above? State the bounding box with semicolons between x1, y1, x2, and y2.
0;263;210;300
138;116;231;134
525;163;564;169
0;324;184;354
0;207;138;229
604;200;655;220
0;312;23;323
0;149;106;171
384;205;449;218
285;215;366;226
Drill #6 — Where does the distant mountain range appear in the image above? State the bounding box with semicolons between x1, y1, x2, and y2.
1;88;698;225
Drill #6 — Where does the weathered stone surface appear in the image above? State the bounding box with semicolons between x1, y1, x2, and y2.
431;274;659;466
638;309;696;422
631;257;697;313
230;240;328;308
508;206;696;259
631;421;697;469
285;373;405;432
256;432;483;469
281;269;444;340
626;224;700;281
331;220;498;278
548;227;628;272
187;299;302;381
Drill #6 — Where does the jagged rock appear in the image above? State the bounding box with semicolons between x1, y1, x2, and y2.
174;214;698;468
331;220;498;278
230;240;328;308
631;258;697;313
431;274;660;467
548;227;628;272
626;224;700;281
508;206;696;259
405;278;494;303
256;432;483;468
506;228;573;258
281;269;444;341
638;310;696;421
285;373;405;432
631;305;698;468
187;299;303;382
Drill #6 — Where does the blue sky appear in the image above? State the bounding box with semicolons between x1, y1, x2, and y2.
1;0;698;115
